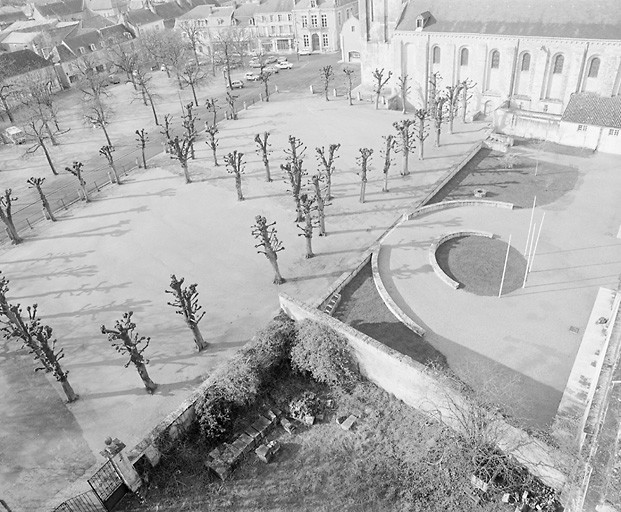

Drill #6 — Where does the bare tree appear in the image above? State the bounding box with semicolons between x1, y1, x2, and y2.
76;56;109;101
413;108;430;160
428;71;441;114
160;113;173;151
343;67;355;106
135;129;148;169
460;79;476;123
140;29;186;84
134;67;160;125
444;83;462;134
107;39;139;88
83;98;114;147
380;135;396;192
224;150;245;201
19;70;61;131
181;102;198;160
397;74;411;114
433;95;448;147
283;135;307;221
1;295;78;402
99;145;121;185
0;83;17;122
319;65;334;101
372;68;392;110
211;27;251;89
180;63;207;107
180;24;203;68
65;161;89;202
23;118;59;175
101;311;157;394
27;177;56;221
315;144;341;200
168;135;193;184
0;189;22;244
356;148;373;203
205;97;219;127
254;132;272;182
298;193;316;259
226;91;238;120
166;274;207;351
251;215;285;284
311;174;327;236
393;119;416;176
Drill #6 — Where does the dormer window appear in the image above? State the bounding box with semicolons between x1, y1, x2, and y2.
416;17;423;28
79;47;85;54
310;0;316;7
89;43;96;51
416;11;430;30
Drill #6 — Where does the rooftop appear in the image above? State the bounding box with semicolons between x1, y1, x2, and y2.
561;93;621;129
395;0;621;40
0;48;52;77
36;0;85;18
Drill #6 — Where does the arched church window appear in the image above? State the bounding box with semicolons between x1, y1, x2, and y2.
491;50;500;69
588;57;600;78
432;46;441;64
521;53;530;71
553;54;564;74
460;48;469;66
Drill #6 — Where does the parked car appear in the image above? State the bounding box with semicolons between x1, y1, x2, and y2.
264;65;279;73
298;49;311;56
277;56;288;63
108;74;121;84
250;60;262;68
276;61;292;69
245;72;260;81
264;56;278;64
4;126;25;144
229;80;244;89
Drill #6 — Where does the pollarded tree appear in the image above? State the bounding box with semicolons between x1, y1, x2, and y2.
168;135;193;184
23;117;59;175
413;108;430;160
311;174;328;236
433;95;448;147
315;143;340;200
254;131;272;182
135;129;148;169
224;150;245;201
460;79;476;123
205;124;219;166
319;65;334;101
343;67;355;106
298;193;316;259
166;274;208;351
356;148;373;203
372;68;392;110
160;113;173;150
27;177;56;221
65;161;89;202
226;91;238;120
428;71;441;114
182;102;198;160
380;135;396;192
444;83;463;134
393;119;416;176
83;97;114;147
0;83;16;123
205;97;219;128
99;145;121;185
101;311;157;394
397;74;411;114
283;135;307;222
0;189;22;244
251;215;285;284
258;66;273;102
133;65;160;126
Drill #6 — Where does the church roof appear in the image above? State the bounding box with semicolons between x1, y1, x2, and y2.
562;93;621;129
255;0;294;14
396;0;621;40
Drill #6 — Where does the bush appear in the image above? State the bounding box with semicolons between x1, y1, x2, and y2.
194;390;236;442
289;391;320;419
291;320;358;388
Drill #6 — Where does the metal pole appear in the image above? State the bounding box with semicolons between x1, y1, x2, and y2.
522;222;537;288
528;212;545;273
498;234;512;298
524;195;537;254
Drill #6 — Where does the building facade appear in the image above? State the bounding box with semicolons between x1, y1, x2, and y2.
357;0;621;122
255;0;295;54
293;0;357;54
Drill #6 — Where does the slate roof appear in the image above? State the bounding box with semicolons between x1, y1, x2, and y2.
80;8;115;29
395;0;621;40
124;8;163;25
561;93;621;129
178;4;229;20
0;8;28;27
0;49;52;78
36;0;84;18
1;31;39;44
255;0;294;14
59;23;132;59
294;0;354;9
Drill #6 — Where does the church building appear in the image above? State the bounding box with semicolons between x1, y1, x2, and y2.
356;0;621;143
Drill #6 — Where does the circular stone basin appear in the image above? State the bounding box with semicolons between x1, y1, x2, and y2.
435;235;527;296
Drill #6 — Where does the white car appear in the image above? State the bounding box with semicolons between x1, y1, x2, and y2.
264;65;279;73
229;80;244;89
298;49;311;56
245;72;260;81
276;61;292;69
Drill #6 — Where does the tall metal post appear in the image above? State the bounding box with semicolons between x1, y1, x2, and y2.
498;234;512;298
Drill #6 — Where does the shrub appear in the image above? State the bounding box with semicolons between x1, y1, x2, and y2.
289;391;320;419
291;320;358;388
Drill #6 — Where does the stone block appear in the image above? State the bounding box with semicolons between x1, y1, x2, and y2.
339;415;357;431
255;440;281;463
251;416;272;439
280;417;297;434
237;433;255;452
303;415;315;426
231;437;250;457
245;426;262;443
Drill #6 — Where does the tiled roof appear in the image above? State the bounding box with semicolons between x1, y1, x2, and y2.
2;19;56;34
178;4;229;19
1;31;38;44
561;93;621;129
255;0;294;13
60;23;132;57
153;1;187;21
0;49;52;77
396;0;621;40
80;8;116;29
125;8;164;25
36;0;84;18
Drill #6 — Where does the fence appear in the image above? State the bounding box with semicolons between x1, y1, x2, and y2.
52;491;105;512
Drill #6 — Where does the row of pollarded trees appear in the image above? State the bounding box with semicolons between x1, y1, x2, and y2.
0;271;211;399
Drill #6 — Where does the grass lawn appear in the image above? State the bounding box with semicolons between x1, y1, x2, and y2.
435;235;527;296
334;262;448;368
430;147;580;208
118;371;501;512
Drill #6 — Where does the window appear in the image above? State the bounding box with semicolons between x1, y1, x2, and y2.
310;0;316;6
321;14;327;27
269;15;273;21
89;44;96;51
288;25;292;32
609;128;619;136
288;13;292;21
279;25;284;34
432;46;440;64
351;24;355;32
491;50;500;69
543;104;548;112
553;54;564;74
588;57;600;78
303;34;309;46
416;17;422;28
460;48;468;66
337;12;341;25
301;15;307;27
521;53;530;71
577;124;587;131
270;25;275;34
311;15;317;27
79;47;85;54
346;8;351;19
322;33;328;46
277;14;282;21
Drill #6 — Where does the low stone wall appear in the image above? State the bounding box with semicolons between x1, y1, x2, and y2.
428;230;495;289
405;199;514;221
